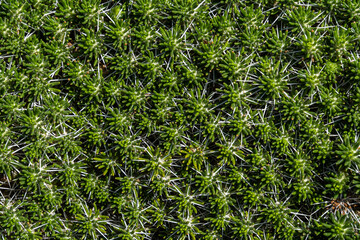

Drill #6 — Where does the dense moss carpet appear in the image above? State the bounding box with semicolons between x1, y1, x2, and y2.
0;0;360;239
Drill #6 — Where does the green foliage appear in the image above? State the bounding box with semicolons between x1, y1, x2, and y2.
315;212;356;239
75;204;109;239
335;135;360;169
1;1;360;239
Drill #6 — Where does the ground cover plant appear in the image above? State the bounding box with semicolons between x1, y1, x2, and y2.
1;0;360;239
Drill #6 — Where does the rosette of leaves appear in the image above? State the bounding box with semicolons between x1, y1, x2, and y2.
43;94;72;123
259;200;295;239
240;26;265;52
106;107;131;133
114;132;143;162
78;0;102;27
131;0;162;24
202;114;224;143
278;94;312;123
104;77;124;106
0;63;16;96
320;86;344;117
344;0;360;22
54;130;83;155
53;155;86;185
324;60;342;82
232;211;262;240
205;211;231;232
167;0;208;23
324;171;349;198
34;185;62;210
18;161;51;192
116;175;143;195
19;108;46;138
178;61;206;88
24;136;52;159
183;87;215;124
248;147;270;167
106;18;131;50
286;6;322;33
256;58;289;100
315;212;356;240
227;166;249;190
0;200;27;236
135;112;157;136
121;82;150;112
335;135;360;169
33;210;62;236
286;147;314;179
291;177;315;202
271;124;294;154
170;184;203;215
140;50;164;80
0;121;12;143
0;17;12;39
0;142;19;180
27;75;61;102
110;50;140;78
63;60;92;86
257;163;284;191
0;0;29;23
24;53;52;77
83;118;107;151
218;49;254;82
2;30;28;56
298;63;326;92
216;138;245;166
253;115;276;143
75;204;109;240
181;143;209;171
149;173;174;196
43;16;70;42
79;75;105;104
158;24;187;60
169;213;202;240
159;70;182;94
82;173;101;198
195;35;227;70
11;66;30;92
133;25;157;51
192;19;213;42
122;196;151;228
43;39;71;66
298;29;325;62
151;89;176;109
312;138;334;161
78;28;104;65
211;13;237;40
265;28;291;58
160;123;187;153
141;146;172;180
300;118;331;143
228;110;253;140
194;164;223;194
329;27;354;60
55;0;78;21
243;188;266;208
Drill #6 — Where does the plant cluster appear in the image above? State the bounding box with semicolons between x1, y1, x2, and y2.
1;0;360;239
